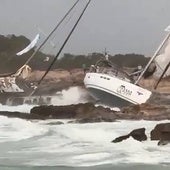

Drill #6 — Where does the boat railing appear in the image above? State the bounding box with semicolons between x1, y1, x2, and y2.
89;65;132;82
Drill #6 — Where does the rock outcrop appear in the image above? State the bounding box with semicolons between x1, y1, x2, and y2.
121;103;170;120
112;128;147;143
0;103;118;122
30;103;117;122
1;103;170;122
150;123;170;145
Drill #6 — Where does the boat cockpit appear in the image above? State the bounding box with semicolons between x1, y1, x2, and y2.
89;58;133;83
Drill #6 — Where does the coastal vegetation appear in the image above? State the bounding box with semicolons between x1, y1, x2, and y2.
0;34;149;73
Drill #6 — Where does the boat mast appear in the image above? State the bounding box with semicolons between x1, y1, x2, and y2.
0;0;80;78
135;30;170;85
24;0;81;65
29;0;92;96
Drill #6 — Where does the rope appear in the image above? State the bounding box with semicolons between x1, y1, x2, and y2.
29;0;92;96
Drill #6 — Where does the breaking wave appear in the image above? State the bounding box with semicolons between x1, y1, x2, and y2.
0;86;92;113
0;86;170;167
0;118;169;167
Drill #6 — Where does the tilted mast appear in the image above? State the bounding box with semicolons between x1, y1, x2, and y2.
29;0;92;96
0;0;81;78
135;26;170;85
24;0;81;65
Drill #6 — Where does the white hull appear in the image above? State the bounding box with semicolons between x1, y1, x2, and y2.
84;72;152;107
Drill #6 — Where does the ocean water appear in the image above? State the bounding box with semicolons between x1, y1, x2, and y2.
0;87;170;170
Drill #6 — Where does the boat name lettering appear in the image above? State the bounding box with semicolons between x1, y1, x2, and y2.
117;85;132;96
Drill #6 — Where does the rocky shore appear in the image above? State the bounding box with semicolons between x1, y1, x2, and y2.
0;102;170;145
26;68;170;95
24;68;85;95
1;66;170;146
0;102;170;121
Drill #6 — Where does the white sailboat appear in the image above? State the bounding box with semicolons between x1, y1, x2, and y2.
84;26;170;107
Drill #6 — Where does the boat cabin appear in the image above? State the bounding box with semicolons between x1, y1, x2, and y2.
89;59;133;83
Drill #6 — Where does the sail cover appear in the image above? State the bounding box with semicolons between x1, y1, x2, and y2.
16;34;40;56
154;39;170;76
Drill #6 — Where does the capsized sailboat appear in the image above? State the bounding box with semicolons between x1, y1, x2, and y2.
84;26;170;107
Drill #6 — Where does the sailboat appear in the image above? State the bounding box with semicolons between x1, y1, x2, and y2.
0;34;40;104
84;26;170;107
0;0;92;105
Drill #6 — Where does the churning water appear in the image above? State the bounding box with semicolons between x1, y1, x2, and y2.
0;87;170;170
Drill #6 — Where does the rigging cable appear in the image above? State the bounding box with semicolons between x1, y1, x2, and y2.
29;0;92;96
135;32;170;84
0;0;81;78
24;0;81;65
154;61;170;89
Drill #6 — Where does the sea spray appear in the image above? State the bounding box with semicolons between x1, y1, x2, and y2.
0;103;34;113
51;86;93;105
0;86;92;112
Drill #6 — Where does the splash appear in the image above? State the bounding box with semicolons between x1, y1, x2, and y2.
50;86;92;106
0;86;92;112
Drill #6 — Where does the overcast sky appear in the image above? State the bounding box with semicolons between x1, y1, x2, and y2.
0;0;170;56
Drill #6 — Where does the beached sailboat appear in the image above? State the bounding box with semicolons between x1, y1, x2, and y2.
84;26;170;107
0;0;92;105
0;34;40;94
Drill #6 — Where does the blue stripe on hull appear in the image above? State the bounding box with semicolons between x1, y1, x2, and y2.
88;87;133;107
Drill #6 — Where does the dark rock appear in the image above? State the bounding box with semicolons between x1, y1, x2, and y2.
158;140;169;146
112;128;147;143
112;134;130;143
129;128;147;141
0;103;116;122
46;121;64;125
30;104;76;119
121;103;170;120
0;111;42;120
158;131;170;146
31;103;117;122
151;123;170;140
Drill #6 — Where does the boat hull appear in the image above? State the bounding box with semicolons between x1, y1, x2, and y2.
84;73;152;107
87;87;132;107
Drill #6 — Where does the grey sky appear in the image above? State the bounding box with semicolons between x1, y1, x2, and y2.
0;0;169;56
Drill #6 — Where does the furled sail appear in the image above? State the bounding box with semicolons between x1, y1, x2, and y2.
154;39;170;77
135;25;170;84
0;65;32;93
16;34;40;56
14;65;32;79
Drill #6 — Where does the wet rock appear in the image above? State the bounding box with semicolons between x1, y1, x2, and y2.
0;111;42;120
112;128;147;143
121;103;170;120
150;123;170;141
46;121;64;125
129;128;147;141
0;103;116;122
112;134;130;143
158;131;170;146
30;103;117;122
1;101;170;123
